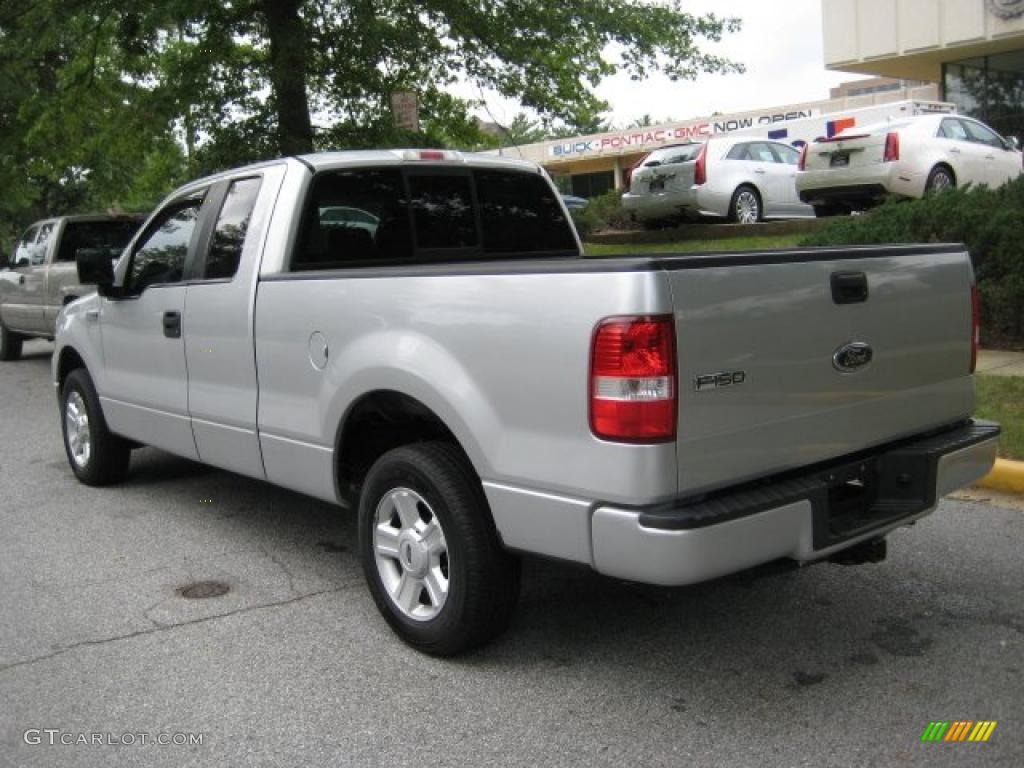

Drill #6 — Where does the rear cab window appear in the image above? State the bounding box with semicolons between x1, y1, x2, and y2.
291;165;577;270
57;220;141;263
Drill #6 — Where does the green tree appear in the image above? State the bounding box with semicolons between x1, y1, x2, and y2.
492;112;547;146
0;0;187;244
0;0;742;244
115;0;742;156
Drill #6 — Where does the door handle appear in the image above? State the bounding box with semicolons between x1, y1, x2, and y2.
162;310;181;339
831;271;869;304
85;310;99;322
985;155;996;160
755;168;766;174
950;147;961;154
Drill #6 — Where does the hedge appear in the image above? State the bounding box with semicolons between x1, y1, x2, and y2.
801;177;1024;346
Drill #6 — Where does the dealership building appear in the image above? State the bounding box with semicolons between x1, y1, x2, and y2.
822;0;1024;138
498;85;940;198
497;0;1024;198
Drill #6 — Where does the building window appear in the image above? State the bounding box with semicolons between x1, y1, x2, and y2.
570;171;615;199
944;51;1024;141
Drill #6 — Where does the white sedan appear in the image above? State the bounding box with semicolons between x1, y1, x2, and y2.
796;114;1022;215
622;137;814;225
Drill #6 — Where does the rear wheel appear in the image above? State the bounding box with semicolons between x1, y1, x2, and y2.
729;186;762;224
0;321;23;361
925;165;955;194
61;368;131;485
358;441;520;656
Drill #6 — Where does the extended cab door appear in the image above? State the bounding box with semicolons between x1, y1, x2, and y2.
4;222;54;333
181;166;285;479
98;196;206;459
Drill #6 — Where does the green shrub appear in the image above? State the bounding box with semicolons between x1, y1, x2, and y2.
801;178;1024;345
570;189;633;238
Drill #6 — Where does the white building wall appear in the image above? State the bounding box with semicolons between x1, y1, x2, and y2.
824;0;1024;69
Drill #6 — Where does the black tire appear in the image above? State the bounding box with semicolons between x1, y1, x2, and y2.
60;368;131;486
0;321;23;361
358;441;521;656
925;165;956;194
729;185;762;224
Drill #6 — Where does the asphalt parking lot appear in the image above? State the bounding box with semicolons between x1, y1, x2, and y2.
0;339;1021;767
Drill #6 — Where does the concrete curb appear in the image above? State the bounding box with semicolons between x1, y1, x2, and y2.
977;458;1024;494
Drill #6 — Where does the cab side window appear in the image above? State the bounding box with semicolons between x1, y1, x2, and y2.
204;178;262;280
33;223;54;264
748;142;778;163
126;202;201;292
963;120;1004;149
13;226;39;267
726;143;752;161
773;144;801;165
939;118;968;142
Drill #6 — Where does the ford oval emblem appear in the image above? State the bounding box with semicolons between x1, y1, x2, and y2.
833;342;873;373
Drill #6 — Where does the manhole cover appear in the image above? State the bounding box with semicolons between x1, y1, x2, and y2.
178;581;230;600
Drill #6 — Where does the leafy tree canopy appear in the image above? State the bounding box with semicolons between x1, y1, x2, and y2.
0;0;741;247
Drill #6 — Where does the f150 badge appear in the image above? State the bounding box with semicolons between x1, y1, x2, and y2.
833;341;873;373
694;371;746;392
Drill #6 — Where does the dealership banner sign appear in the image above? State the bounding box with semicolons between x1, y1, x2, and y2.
548;109;818;158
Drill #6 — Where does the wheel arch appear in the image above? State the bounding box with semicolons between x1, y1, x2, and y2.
56;345;88;390
333;389;480;506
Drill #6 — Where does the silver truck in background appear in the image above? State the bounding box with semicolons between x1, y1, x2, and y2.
0;214;143;360
53;150;999;655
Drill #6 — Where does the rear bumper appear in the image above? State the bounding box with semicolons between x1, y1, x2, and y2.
797;182;889;207
621;189;698;221
591;420;1000;586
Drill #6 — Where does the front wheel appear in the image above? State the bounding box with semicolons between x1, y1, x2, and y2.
61;368;131;486
0;321;23;361
358;442;521;656
729;186;762;224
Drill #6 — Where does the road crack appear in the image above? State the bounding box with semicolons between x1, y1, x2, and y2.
0;585;355;675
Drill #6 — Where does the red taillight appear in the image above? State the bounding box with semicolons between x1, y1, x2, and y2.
419;150;446;160
590;316;677;442
694;143;708;186
970;284;980;373
883;132;900;163
798;144;808;171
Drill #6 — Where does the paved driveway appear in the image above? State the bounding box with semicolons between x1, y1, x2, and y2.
1;341;1021;767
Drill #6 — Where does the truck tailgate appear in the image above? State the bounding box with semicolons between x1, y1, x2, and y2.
663;246;975;496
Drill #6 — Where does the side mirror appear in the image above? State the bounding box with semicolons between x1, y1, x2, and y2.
1007;136;1021;152
15;256;30;268
76;248;116;294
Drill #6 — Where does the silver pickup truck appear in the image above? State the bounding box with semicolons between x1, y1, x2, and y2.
53;150;999;655
0;214;143;360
